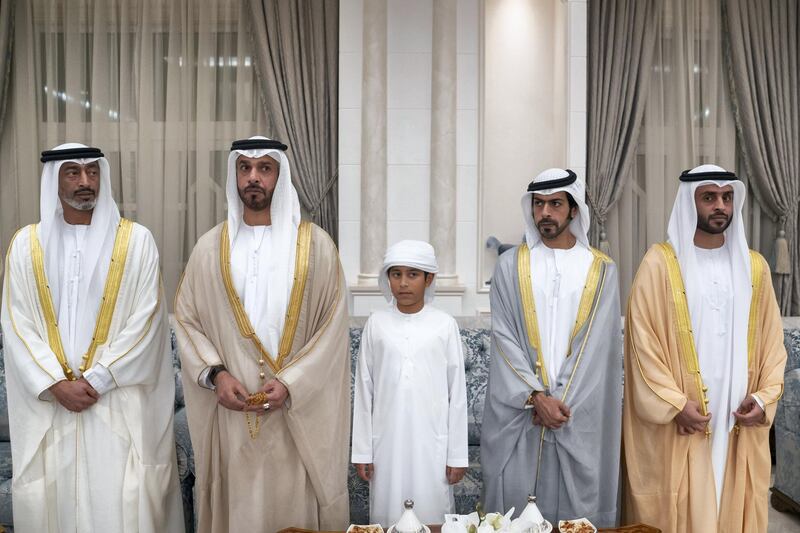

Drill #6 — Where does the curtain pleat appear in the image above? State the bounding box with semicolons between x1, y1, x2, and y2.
0;0;266;303
603;0;739;302
723;0;800;314
586;0;661;247
246;0;339;242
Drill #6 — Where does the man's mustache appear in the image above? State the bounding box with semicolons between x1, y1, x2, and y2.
73;187;96;196
245;185;266;194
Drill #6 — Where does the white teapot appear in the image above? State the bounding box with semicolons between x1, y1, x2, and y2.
390;500;428;533
517;495;551;533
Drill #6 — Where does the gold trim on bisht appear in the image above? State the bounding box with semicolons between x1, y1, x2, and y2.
517;244;547;388
658;243;766;437
219;220;312;375
517;244;611;388
566;248;610;357
535;251;609;491
562;252;609;400
747;250;764;367
657;242;711;436
30;219;134;381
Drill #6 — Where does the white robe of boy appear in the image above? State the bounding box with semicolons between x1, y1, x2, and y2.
351;240;469;527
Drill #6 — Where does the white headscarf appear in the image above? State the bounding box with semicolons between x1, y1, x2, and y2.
379;240;439;304
38;142;120;363
226;135;300;355
666;163;750;432
520;168;591;248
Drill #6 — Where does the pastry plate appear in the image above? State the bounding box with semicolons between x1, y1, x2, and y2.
346;525;385;533
557;518;596;533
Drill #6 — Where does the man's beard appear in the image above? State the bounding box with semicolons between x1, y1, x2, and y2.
697;212;732;234
62;189;97;211
536;217;571;240
238;185;272;211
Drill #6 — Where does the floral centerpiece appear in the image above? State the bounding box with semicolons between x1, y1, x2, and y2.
442;502;550;533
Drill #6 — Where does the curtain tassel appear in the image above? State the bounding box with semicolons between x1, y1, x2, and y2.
599;229;611;256
774;229;791;274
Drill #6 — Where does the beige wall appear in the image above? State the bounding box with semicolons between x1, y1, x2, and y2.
338;0;582;315
479;0;569;290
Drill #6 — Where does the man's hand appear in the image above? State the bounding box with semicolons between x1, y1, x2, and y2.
446;466;467;485
261;378;290;409
355;463;373;482
531;393;571;429
733;396;765;427
50;378;99;412
675;399;712;435
213;371;249;412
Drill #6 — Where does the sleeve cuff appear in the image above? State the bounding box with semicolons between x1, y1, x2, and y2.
37;378;64;401
83;364;116;395
275;375;293;409
751;393;765;412
446;457;469;468
351;454;373;464
198;366;215;390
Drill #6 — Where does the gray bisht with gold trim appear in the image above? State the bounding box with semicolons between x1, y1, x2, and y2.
480;244;622;527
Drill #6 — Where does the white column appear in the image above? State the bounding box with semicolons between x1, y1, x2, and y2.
430;0;459;285
358;0;388;284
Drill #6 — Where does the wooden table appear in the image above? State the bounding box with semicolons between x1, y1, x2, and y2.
278;524;660;533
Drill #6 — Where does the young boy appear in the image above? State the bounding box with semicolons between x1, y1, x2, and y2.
351;240;469;527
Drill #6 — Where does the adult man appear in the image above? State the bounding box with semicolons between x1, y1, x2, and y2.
175;136;350;532
623;165;786;532
481;168;622;526
1;143;183;532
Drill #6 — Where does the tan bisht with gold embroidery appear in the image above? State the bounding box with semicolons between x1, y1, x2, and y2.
175;220;349;532
176;137;349;532
625;165;787;533
623;243;786;532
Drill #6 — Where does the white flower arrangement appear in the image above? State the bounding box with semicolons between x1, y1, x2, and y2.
442;507;547;533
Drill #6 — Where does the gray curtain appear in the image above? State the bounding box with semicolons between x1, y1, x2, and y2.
723;0;800;315
246;0;339;242
0;0;13;136
586;0;661;248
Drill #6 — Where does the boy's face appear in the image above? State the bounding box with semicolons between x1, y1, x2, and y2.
387;266;433;309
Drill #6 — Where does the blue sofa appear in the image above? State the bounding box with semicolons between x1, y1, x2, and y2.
1;319;797;532
771;321;800;515
0;322;492;532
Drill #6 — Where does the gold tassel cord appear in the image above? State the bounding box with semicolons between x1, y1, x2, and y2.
774;228;791;274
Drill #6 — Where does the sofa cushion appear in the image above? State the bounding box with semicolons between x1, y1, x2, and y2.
0;345;9;442
454;445;483;515
173;407;195;480
0;477;11;526
462;329;490;446
775;365;800;501
0;442;11;482
174;368;185;410
785;328;800;373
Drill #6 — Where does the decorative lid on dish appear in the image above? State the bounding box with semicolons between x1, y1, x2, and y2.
518;495;546;529
393;500;425;533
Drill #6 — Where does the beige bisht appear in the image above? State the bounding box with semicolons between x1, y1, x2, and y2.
623;244;786;533
175;220;350;532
